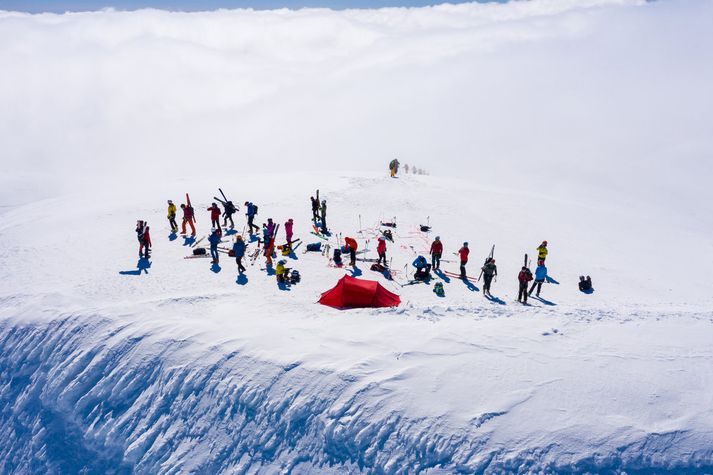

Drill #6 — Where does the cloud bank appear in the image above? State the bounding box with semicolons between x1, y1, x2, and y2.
0;0;711;208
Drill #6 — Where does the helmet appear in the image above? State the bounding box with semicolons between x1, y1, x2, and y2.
288;218;293;222
491;259;495;263
522;266;527;271
236;235;242;240
212;202;216;206
278;260;286;265
463;242;468;246
435;236;440;240
543;240;548;245
167;199;173;204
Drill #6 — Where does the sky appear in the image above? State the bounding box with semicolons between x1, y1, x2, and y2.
0;0;503;13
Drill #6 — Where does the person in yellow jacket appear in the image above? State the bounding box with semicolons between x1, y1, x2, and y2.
537;240;548;265
276;260;291;284
167;200;178;233
389;158;400;178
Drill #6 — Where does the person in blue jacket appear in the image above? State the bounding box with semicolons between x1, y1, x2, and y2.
208;227;222;264
232;235;247;274
412;255;432;280
529;263;548;297
244;201;259;235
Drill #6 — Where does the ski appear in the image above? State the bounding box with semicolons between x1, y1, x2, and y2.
311;231;329;241
184;254;211;259
191;236;206;248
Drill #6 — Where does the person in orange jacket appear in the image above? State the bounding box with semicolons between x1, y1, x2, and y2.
458;242;470;278
377;236;387;266
180;203;196;235
344;237;358;266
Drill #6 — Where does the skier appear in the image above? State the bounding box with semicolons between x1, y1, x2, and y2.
389;158;400;178
310;196;320;223
458;242;470;279
537;240;548;265
222;200;237;229
208;203;222;231
518;266;533;303
529;262;548;297
481;257;498;296
276;260;291;284
233;235;246;274
412;255;432;280
167;200;178;233
377;236;387;266
262;224;271;249
208;227;222;264
285;218;294;245
244;201;259;235
180;202;196;236
404;164;410;174
264;235;275;267
136;220;151;259
430;236;443;270
344;237;358;267
320;200;328;234
266;218;276;239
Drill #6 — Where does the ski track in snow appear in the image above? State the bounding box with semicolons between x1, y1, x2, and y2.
1;173;713;473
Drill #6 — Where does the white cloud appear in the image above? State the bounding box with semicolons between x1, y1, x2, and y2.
0;0;711;211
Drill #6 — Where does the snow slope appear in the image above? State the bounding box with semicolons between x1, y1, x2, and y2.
1;172;712;473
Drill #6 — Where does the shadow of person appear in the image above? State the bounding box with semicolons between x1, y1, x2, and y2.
434;269;450;283
119;257;151;276
485;294;507;305
581;288;595;294
277;281;291;291
266;264;276;276
168;232;177;241
183;236;196;247
462;277;479;292
532;295;557;306
349;266;363;277
211;263;221;274
236;274;248;285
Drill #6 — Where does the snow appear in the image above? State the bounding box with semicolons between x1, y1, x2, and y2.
1;0;713;472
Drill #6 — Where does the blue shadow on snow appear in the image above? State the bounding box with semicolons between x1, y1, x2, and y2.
236;274;248;285
485;294;507;305
168;232;177;241
183;236;196;247
532;295;557;306
433;269;450;283
211;263;221;274
119;257;151;276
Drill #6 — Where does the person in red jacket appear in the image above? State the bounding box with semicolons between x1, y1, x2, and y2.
430;236;443;270
377;236;387;266
344;237;358;267
518;266;533;304
180;203;196;236
458;242;470;278
136;220;151;259
208;202;221;231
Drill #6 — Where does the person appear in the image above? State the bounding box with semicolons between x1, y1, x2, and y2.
412;255;432;280
167;200;178;233
320;200;328;234
344;237;358;267
285;218;294;245
222;200;237;229
537;240;548;265
136;220;151;259
262;224;271;249
266;218;276;239
518;266;533;303
579;275;593;292
180;202;196;235
530;263;548;297
276;260;290;284
208;227;222;264
481;257;498;296
310;196;320;223
233;235;246;274
377;236;387;266
458;242;470;278
244;201;259;235
404;163;410;174
208;203;222;231
430;236;443;270
389;158;400;178
264;235;275;267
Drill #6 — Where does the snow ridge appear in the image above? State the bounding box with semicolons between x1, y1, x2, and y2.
2;314;712;474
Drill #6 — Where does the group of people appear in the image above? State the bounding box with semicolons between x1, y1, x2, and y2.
137;188;567;301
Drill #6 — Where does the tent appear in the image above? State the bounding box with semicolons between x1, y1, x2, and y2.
319;275;401;309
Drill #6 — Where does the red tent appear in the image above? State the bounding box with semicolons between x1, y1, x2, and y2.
319;275;401;309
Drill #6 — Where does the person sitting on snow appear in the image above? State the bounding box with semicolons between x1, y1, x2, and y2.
276;260;291;284
412;255;432;280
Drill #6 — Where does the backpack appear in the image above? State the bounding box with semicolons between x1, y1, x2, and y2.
253;204;259;215
290;270;301;284
370;263;386;272
433;282;445;297
193;247;207;255
306;242;322;252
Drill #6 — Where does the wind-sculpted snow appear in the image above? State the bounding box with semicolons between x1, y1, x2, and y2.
1;314;713;474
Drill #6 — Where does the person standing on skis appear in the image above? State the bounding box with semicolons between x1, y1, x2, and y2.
320;200;328;234
136;220;151;259
167;200;178;233
389;158;400;178
518;266;533;303
377;236;387;266
232;235;246;274
285;218;294;245
222;200;237;229
180;202;196;236
481;257;497;296
529;263;548;297
244;201;259;235
310;196;320;223
208;227;222;264
458;242;470;279
430;236;443;270
208;203;221;231
344;237;358;267
537;240;548;265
